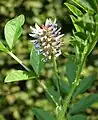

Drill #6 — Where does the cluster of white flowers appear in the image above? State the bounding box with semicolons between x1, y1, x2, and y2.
29;18;64;60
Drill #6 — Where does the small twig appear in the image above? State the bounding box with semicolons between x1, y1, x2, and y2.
37;79;59;107
8;51;30;72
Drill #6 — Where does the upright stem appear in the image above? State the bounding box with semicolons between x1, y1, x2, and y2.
52;56;61;105
57;52;87;120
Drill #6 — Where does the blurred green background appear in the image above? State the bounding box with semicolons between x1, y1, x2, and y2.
0;0;98;120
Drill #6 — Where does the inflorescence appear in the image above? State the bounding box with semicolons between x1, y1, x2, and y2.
29;18;64;60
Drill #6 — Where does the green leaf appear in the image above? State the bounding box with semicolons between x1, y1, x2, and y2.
75;20;84;31
95;14;98;38
71;0;87;12
0;42;8;52
68;114;86;120
60;79;70;94
73;35;85;50
65;3;83;17
30;47;44;75
86;0;98;12
75;32;87;41
73;75;96;97
82;13;94;33
70;15;83;32
15;14;25;26
69;94;98;114
32;108;55;120
4;14;25;49
75;14;94;29
72;0;95;12
66;60;77;85
52;76;70;94
5;70;36;82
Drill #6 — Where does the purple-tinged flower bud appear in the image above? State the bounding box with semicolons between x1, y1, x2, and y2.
29;18;64;60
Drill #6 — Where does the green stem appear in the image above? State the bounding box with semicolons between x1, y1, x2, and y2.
57;52;86;120
8;52;60;108
37;79;59;107
52;56;61;105
8;51;30;72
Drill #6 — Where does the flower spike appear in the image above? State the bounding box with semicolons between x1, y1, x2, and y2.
29;18;64;60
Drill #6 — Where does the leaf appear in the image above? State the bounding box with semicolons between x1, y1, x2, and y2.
73;75;96;97
95;14;98;38
30;47;44;75
0;42;8;52
69;94;98;114
72;0;95;12
74;13;95;33
70;15;83;32
75;32;87;41
66;60;77;85
5;70;36;82
82;13;94;32
52;76;70;94
15;14;25;26
75;20;84;31
60;79;70;94
71;0;87;12
65;3;83;17
4;14;25;49
86;0;98;12
73;35;85;50
68;114;86;120
32;108;55;120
